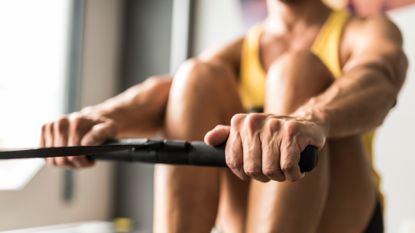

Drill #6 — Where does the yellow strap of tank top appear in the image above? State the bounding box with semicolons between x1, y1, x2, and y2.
311;9;351;79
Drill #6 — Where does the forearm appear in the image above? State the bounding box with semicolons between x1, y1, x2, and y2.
81;76;172;137
295;67;402;138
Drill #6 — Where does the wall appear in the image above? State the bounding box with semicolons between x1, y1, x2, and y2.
192;0;244;55
114;0;172;232
0;0;123;230
376;5;415;233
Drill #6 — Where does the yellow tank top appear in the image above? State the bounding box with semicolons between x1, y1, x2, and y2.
239;9;382;202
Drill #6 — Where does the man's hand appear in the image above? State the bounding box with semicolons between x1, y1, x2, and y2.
40;113;117;169
205;113;326;182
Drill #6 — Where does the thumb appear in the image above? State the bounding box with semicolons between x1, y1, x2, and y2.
81;121;117;146
204;125;230;146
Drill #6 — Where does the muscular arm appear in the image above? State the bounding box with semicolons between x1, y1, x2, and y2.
296;16;408;138
80;37;243;138
81;76;173;138
42;37;243;168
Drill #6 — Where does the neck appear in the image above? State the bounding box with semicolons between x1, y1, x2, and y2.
265;0;330;34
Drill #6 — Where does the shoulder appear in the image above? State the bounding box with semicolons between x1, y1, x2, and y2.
341;14;405;66
341;15;408;85
348;15;402;43
343;15;403;52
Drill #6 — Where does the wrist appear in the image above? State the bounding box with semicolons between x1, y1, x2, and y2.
292;105;331;137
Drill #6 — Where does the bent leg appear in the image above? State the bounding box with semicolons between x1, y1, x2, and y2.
317;136;376;232
246;50;376;233
154;60;245;233
246;51;333;233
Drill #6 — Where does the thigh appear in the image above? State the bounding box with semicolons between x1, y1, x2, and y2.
215;169;251;233
245;146;330;233
155;59;244;233
317;136;376;233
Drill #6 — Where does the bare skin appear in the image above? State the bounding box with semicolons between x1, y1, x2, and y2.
40;0;407;232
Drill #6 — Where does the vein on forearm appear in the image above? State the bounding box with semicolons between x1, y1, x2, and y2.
303;64;404;138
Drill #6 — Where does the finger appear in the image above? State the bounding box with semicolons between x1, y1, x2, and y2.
280;138;303;182
77;157;95;167
81;121;116;146
78;122;115;168
242;132;269;182
40;124;47;147
68;114;100;145
261;132;285;181
53;118;69;147
44;123;59;166
226;132;249;180
241;114;269;182
45;158;55;166
204;125;230;146
44;123;54;148
53;119;76;167
41;124;53;165
67;156;93;168
54;156;71;167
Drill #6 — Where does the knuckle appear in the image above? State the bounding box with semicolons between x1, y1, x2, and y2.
104;120;117;136
244;113;262;128
231;114;245;127
284;121;300;138
263;167;285;181
67;156;78;162
226;156;241;170
244;166;262;177
105;119;116;129
281;162;296;174
71;117;82;129
245;113;257;123
56;117;69;132
41;124;49;134
262;166;278;177
88;133;100;144
71;116;88;133
266;118;281;132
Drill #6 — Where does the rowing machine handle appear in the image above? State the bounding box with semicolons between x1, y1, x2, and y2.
92;140;318;173
187;142;318;173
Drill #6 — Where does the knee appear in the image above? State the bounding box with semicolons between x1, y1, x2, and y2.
172;58;236;96
266;50;333;91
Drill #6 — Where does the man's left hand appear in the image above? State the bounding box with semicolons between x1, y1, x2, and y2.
205;113;326;182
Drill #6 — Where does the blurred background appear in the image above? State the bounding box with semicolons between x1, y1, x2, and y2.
0;0;414;232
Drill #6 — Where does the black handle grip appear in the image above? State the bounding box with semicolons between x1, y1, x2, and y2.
90;140;319;172
188;142;318;173
297;145;319;172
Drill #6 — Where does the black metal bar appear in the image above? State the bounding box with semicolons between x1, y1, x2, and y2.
0;139;319;173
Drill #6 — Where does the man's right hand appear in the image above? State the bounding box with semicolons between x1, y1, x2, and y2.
40;113;117;169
